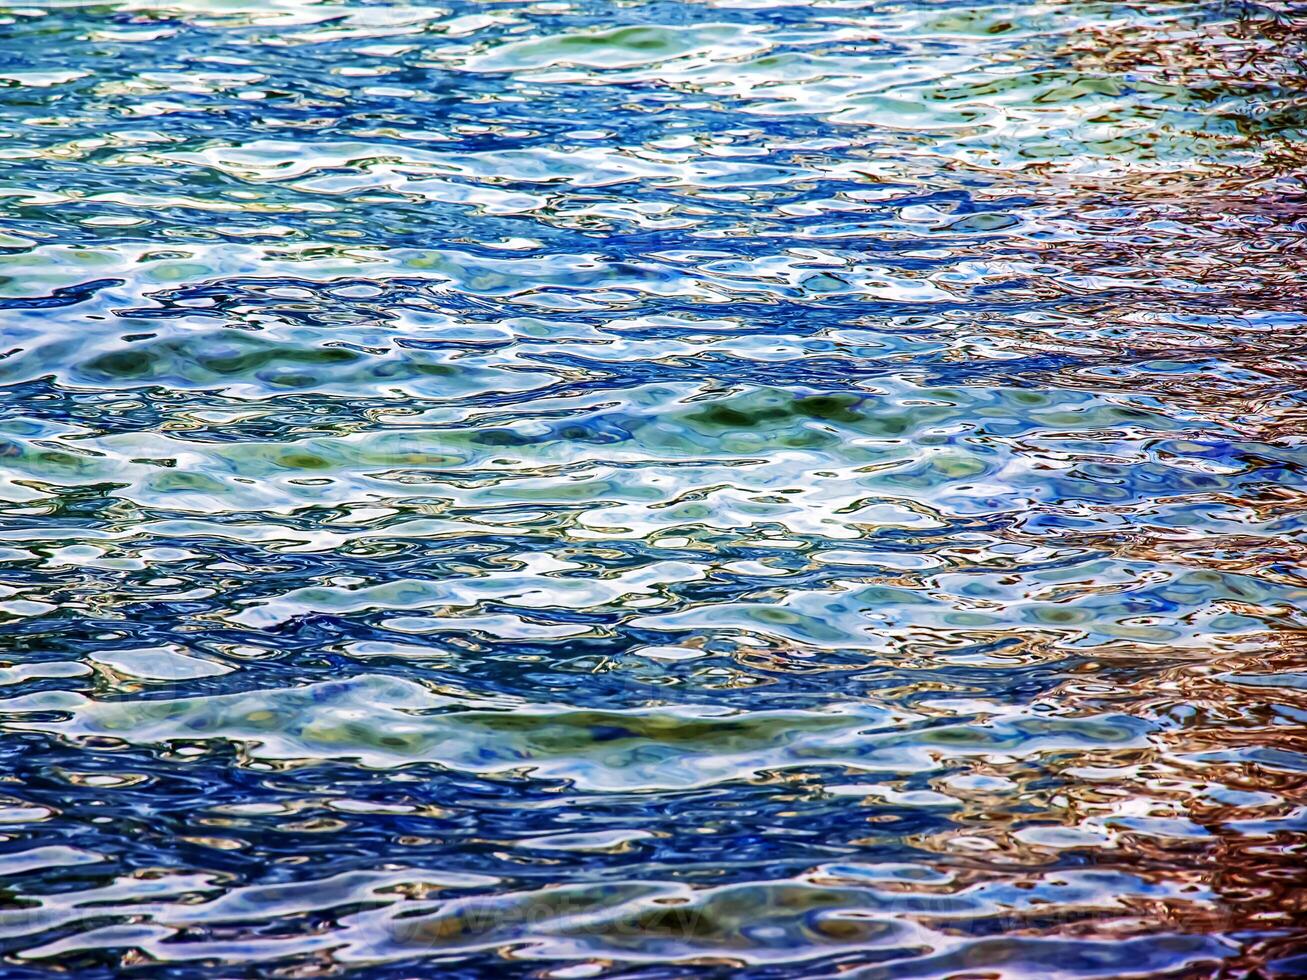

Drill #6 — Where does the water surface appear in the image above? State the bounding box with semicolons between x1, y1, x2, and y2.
1;0;1306;975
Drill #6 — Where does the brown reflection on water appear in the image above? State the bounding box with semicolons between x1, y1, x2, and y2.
1027;628;1306;971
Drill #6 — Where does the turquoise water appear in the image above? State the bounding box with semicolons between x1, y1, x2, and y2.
1;0;1306;975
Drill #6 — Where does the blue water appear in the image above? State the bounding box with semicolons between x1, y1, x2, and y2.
0;0;1305;975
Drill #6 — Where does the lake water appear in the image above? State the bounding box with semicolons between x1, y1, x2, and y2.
1;0;1305;975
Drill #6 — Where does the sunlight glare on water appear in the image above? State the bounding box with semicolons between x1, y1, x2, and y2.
0;0;1305;976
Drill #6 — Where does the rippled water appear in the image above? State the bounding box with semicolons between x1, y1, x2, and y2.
1;0;1306;975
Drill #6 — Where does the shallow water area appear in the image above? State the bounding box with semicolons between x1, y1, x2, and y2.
0;0;1306;976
